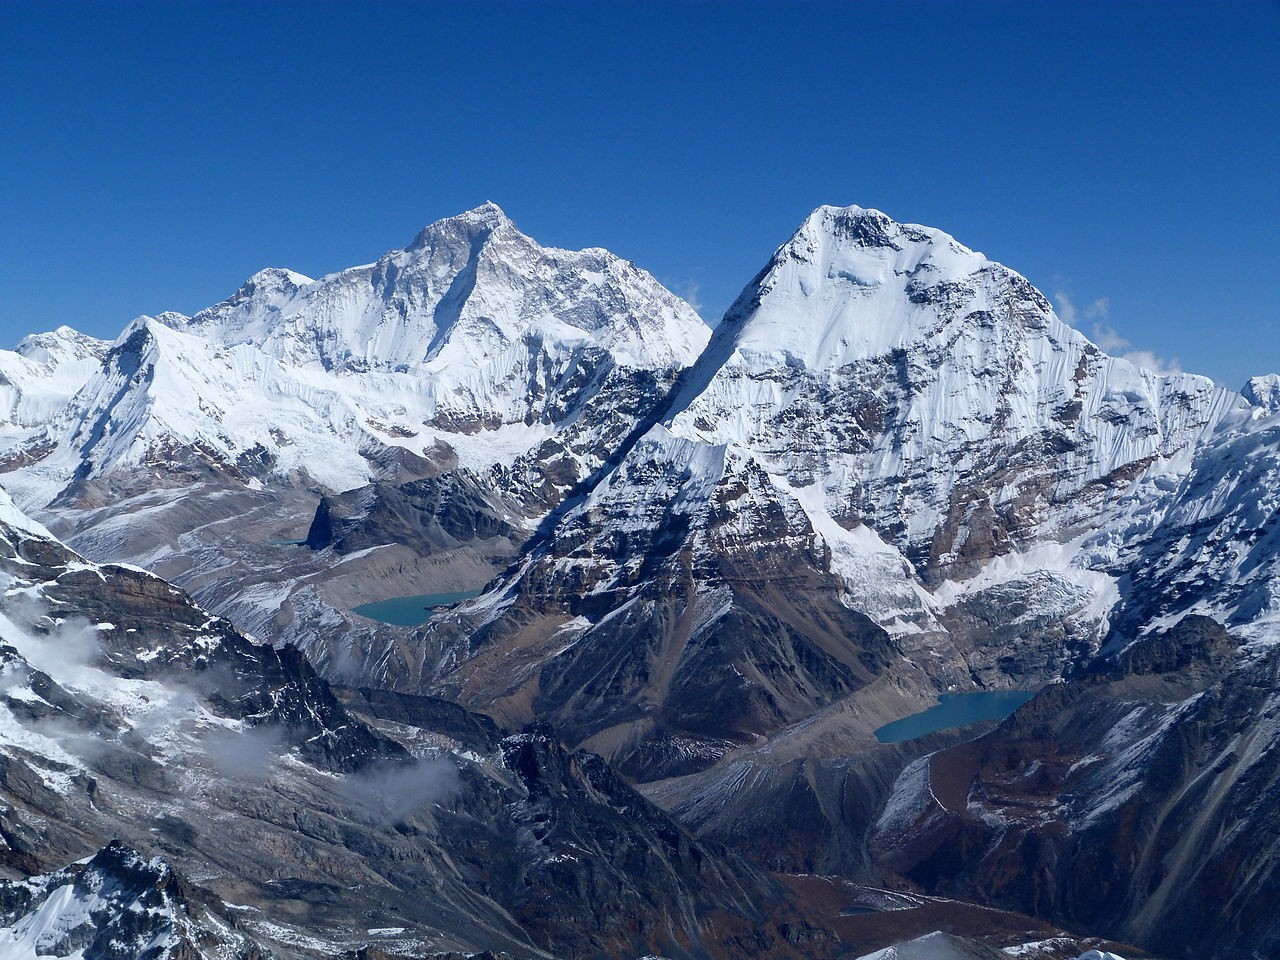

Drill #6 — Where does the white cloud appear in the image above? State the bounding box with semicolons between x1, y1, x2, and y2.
338;758;459;825
1107;346;1182;376
1054;290;1182;376
1053;290;1111;327
675;280;704;316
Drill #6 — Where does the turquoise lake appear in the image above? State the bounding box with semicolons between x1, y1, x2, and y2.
874;690;1037;744
352;589;485;627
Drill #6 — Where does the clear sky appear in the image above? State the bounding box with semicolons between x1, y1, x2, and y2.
2;0;1277;387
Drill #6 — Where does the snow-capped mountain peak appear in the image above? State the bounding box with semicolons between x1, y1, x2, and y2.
1243;374;1280;414
229;265;315;303
179;201;706;371
13;324;108;364
703;202;1033;373
667;203;1243;572
407;198;513;249
0;204;711;505
0;326;108;448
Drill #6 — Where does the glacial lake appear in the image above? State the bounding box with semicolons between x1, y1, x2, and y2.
874;690;1037;744
352;589;485;626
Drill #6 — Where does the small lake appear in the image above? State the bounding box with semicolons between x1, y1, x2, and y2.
874;689;1037;744
352;589;485;626
266;538;308;545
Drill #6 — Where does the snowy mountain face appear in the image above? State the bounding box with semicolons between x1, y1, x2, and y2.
406;206;1243;786
1107;410;1280;639
668;205;1241;581
1243;374;1280;414
4;202;707;509
0;326;107;466
854;931;1009;960
186;202;704;373
0;205;710;691
0;842;270;960
852;933;1128;960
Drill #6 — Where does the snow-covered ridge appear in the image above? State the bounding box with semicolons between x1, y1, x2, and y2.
0;486;54;539
853;930;1129;959
1112;409;1280;634
1243;373;1280;414
0;842;258;960
182;200;706;372
1;203;711;505
0;325;107;448
667;203;1246;561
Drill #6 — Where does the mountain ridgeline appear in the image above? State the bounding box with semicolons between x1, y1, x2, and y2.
0;202;1275;958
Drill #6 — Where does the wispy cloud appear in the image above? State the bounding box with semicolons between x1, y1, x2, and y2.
337;758;459;826
675;280;705;316
1054;290;1182;376
198;724;287;782
1053;289;1111;328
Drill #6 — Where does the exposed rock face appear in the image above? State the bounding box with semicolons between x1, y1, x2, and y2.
306;471;521;557
0;490;830;960
419;432;900;780
642;723;968;879
873;616;1279;960
338;694;833;960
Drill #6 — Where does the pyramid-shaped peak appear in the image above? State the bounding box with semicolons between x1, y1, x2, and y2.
795;203;957;252
242;267;314;288
232;267;314;301
15;324;107;359
459;199;511;223
1243;374;1280;414
409;201;517;250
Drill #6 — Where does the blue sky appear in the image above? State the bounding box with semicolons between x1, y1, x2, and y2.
2;0;1277;386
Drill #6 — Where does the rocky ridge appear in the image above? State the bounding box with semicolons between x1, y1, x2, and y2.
0;489;829;960
873;617;1279;960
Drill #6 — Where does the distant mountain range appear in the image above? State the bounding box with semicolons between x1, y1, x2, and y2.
0;202;1274;958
